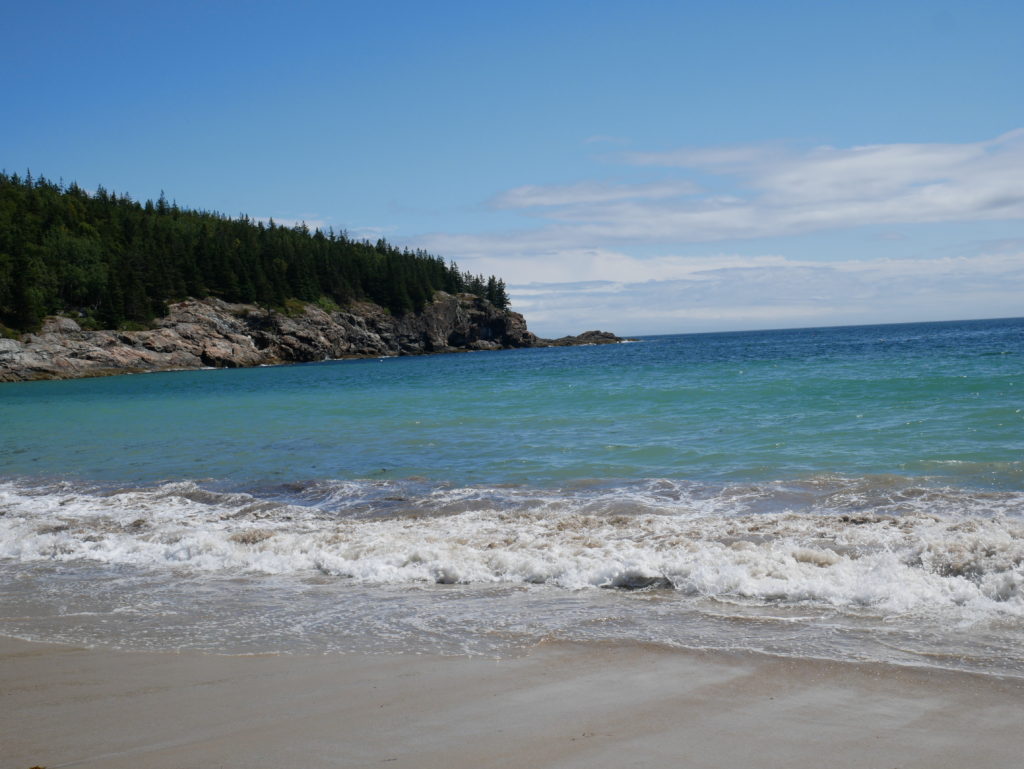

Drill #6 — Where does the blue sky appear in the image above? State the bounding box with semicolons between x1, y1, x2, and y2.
4;0;1023;335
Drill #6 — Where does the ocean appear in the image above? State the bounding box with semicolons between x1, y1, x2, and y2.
1;317;1022;676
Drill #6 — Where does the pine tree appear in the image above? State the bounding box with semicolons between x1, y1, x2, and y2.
0;172;516;331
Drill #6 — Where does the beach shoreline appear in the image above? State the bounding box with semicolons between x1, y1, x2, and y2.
4;634;1022;769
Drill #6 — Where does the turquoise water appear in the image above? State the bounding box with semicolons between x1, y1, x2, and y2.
2;317;1022;488
2;317;1023;673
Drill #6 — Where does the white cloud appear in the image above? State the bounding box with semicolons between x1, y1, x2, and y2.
606;129;1024;241
446;130;1024;251
509;250;1024;336
406;130;1024;334
414;130;1024;284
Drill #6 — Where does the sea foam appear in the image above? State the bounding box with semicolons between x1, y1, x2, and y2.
2;477;1022;623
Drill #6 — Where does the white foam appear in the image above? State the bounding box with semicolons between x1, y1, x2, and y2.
2;478;1023;624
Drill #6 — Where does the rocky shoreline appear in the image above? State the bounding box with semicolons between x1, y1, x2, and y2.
0;293;625;382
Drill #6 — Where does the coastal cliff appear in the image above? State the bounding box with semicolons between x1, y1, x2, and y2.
0;292;623;382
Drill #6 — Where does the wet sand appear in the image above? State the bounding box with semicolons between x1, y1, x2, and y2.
3;635;1022;769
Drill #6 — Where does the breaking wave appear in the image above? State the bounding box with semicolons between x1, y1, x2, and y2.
3;476;1023;621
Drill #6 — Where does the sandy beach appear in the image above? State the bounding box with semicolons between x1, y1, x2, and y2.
3;635;1022;769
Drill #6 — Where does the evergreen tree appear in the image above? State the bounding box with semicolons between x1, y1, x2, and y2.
11;245;48;330
0;171;514;332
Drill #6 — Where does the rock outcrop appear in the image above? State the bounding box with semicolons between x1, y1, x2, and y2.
0;293;625;382
543;330;624;346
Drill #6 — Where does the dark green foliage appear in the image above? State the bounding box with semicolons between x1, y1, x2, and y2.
0;172;512;331
486;276;509;310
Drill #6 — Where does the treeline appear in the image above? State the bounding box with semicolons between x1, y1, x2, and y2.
0;171;510;332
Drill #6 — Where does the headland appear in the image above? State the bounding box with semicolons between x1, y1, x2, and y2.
0;292;624;382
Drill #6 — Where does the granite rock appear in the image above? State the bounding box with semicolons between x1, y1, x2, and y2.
0;293;624;382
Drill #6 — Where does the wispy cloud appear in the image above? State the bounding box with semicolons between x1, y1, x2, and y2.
609;130;1024;241
458;130;1024;251
625;143;780;170
346;225;399;242
492;180;699;209
409;130;1024;334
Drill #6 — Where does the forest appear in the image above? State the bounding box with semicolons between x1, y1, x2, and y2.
0;171;510;333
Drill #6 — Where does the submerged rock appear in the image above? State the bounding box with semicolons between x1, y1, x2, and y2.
0;293;626;382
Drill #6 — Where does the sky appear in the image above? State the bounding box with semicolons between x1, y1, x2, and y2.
4;0;1023;336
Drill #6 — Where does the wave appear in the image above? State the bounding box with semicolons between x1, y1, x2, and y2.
2;476;1023;622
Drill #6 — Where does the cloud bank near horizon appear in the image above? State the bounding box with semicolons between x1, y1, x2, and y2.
407;130;1024;335
509;248;1024;337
